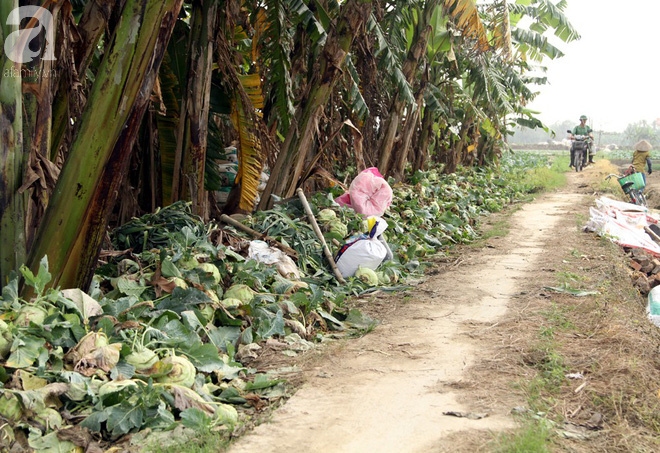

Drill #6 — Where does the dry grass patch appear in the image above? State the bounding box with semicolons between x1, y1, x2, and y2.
462;204;660;452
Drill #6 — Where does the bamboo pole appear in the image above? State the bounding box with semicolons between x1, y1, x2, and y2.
296;189;346;283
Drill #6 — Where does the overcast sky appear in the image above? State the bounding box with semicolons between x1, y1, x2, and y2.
528;1;660;133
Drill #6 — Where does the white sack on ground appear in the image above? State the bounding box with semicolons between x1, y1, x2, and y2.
586;197;660;256
335;217;393;278
248;240;301;279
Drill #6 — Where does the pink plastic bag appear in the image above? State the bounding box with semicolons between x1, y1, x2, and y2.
335;192;352;208
334;167;392;216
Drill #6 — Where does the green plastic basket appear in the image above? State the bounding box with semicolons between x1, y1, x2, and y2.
618;172;646;191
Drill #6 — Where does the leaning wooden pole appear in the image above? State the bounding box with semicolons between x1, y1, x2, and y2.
219;214;298;259
296;189;345;284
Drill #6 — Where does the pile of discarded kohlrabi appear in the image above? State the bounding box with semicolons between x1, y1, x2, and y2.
0;153;551;450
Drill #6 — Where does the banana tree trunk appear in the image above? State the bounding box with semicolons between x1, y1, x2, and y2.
443;116;470;174
50;0;118;161
413;104;434;173
392;97;423;181
258;0;372;209
176;0;218;221
0;0;27;286
393;73;427;181
26;0;183;291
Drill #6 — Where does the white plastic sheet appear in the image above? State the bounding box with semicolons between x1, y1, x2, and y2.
248;240;300;279
586;197;660;256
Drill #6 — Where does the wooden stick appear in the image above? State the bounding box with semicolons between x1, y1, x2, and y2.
296;188;346;283
644;226;660;243
219;214;299;259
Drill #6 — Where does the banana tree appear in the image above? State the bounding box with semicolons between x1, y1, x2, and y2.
172;0;219;221
377;0;441;176
0;0;27;286
26;0;184;291
259;0;373;208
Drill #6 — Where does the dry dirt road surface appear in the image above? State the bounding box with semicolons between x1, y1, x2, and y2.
228;170;604;453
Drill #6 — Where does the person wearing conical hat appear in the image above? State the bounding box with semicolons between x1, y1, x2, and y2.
570;115;595;167
632;139;653;176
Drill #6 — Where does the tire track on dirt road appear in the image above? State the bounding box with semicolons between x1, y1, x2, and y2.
229;188;585;453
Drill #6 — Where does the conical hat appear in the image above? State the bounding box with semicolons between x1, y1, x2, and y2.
635;140;652;152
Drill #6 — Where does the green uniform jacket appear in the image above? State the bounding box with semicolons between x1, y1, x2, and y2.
572;125;592;136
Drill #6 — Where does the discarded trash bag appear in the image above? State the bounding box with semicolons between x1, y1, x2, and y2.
647;286;660;328
586;197;660;256
335;217;393;278
335;168;393;216
248;240;300;280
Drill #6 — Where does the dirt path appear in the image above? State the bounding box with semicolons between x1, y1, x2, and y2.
230;177;589;453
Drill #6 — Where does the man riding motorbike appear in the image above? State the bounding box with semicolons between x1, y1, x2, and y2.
570;115;595;167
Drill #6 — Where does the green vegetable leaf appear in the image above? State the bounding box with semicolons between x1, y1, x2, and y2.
145;402;176;430
184;343;225;373
255;309;285;339
156;288;211;314
180;407;212;431
343;309;377;330
160;320;200;347
207;326;241;352
20;255;52;296
6;335;46;368
60;288;103;323
106;401;145;436
1;275;19;304
161;257;182;278
218;387;247;404
111;360;136;380
80;410;109;432
245;374;284;391
116;276;149;297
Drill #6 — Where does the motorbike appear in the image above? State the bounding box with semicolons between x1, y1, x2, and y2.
606;167;647;206
567;130;593;172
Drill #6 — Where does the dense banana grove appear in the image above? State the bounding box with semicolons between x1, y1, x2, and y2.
0;0;576;319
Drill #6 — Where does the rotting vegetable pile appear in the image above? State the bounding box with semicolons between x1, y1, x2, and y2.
0;154;550;451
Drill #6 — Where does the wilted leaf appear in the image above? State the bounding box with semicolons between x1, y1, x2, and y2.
61;289;103;322
16;370;48;390
166;384;215;415
343;309;377;330
74;344;122;377
28;431;80;453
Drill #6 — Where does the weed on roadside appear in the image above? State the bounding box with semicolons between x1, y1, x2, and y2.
524;166;567;193
492;418;553;453
525;242;660;450
147;430;230;453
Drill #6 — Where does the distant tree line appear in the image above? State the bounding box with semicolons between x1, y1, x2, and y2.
511;119;660;148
